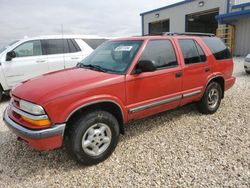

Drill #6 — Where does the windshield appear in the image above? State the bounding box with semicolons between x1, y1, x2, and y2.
0;40;19;53
79;40;143;74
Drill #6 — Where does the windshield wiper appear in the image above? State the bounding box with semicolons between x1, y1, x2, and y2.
77;63;109;73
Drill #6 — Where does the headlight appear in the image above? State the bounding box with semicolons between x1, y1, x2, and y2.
19;100;45;115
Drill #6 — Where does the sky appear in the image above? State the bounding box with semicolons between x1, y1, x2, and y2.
0;0;182;47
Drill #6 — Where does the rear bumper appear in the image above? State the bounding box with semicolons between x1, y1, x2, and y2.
3;107;65;150
225;76;236;91
244;61;250;71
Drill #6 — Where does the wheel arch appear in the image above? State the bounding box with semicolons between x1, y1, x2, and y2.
65;100;125;134
206;76;225;98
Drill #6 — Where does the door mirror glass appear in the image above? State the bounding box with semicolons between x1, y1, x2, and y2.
6;51;16;61
136;60;156;73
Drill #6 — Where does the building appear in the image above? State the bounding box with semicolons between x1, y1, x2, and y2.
140;0;250;56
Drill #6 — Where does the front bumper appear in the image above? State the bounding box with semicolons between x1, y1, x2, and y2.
3;107;66;150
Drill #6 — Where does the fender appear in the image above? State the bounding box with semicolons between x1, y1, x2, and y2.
44;94;128;124
204;72;224;90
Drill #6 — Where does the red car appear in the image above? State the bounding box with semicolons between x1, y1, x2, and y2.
4;33;235;165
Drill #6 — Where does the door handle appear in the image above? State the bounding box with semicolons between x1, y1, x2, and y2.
205;67;210;72
71;57;79;60
36;60;46;63
175;72;182;78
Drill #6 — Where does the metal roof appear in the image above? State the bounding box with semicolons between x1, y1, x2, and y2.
140;0;193;16
216;9;250;24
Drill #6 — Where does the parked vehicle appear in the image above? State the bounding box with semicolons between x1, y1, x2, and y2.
244;53;250;74
0;35;107;100
4;33;235;165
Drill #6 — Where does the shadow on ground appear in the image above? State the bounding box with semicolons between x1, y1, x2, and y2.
0;103;200;181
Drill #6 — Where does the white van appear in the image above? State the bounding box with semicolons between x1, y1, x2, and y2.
0;35;107;100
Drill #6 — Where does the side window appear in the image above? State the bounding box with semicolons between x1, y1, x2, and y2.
43;39;69;55
67;39;81;53
202;37;232;60
195;41;207;62
178;39;205;65
140;40;178;69
14;40;42;57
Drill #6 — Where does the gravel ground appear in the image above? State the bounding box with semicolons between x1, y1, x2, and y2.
0;57;249;187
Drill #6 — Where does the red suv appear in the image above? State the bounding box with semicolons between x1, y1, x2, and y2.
4;33;235;165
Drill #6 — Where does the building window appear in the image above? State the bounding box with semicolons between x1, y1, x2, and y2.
149;19;169;35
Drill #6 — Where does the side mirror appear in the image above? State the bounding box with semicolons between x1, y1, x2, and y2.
136;60;156;73
6;51;16;61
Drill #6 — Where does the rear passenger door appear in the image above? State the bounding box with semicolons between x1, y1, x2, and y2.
42;39;65;72
126;39;182;120
178;39;210;105
63;39;83;68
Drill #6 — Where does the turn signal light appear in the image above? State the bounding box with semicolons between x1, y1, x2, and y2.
21;116;51;127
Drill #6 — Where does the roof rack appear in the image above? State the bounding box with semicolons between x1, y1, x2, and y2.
163;32;215;37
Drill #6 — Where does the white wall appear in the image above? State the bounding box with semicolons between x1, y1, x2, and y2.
233;17;250;56
142;0;228;35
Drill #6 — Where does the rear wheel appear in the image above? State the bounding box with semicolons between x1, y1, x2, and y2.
197;82;222;114
65;110;120;165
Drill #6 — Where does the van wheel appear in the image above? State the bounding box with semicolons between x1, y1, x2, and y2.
246;70;250;74
66;110;120;165
197;82;222;114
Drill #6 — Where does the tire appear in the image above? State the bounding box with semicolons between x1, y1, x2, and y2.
65;110;120;165
197;82;222;114
0;87;3;102
246;70;250;74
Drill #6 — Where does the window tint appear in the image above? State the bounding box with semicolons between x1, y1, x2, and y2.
202;37;231;60
14;40;42;57
43;39;68;55
140;40;177;69
195;41;207;62
179;39;205;64
68;39;81;53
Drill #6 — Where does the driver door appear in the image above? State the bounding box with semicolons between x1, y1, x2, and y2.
2;40;49;88
126;39;183;120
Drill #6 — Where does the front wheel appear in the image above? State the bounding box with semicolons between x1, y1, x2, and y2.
65;110;120;165
197;82;222;114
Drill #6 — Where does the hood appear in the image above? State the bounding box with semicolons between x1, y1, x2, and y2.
12;67;123;104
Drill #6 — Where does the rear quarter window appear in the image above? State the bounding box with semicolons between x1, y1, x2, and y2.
202;37;232;60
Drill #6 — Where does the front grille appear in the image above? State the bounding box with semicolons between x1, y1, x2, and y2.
10;96;21;109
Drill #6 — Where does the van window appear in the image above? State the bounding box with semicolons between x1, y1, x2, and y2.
68;39;81;53
82;39;107;49
178;39;206;64
202;37;231;60
43;39;68;55
140;40;178;69
14;40;42;57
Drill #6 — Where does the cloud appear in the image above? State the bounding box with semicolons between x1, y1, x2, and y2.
0;0;181;47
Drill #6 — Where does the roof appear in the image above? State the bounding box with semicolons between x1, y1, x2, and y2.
140;0;193;16
20;35;108;40
111;34;213;41
216;9;250;24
